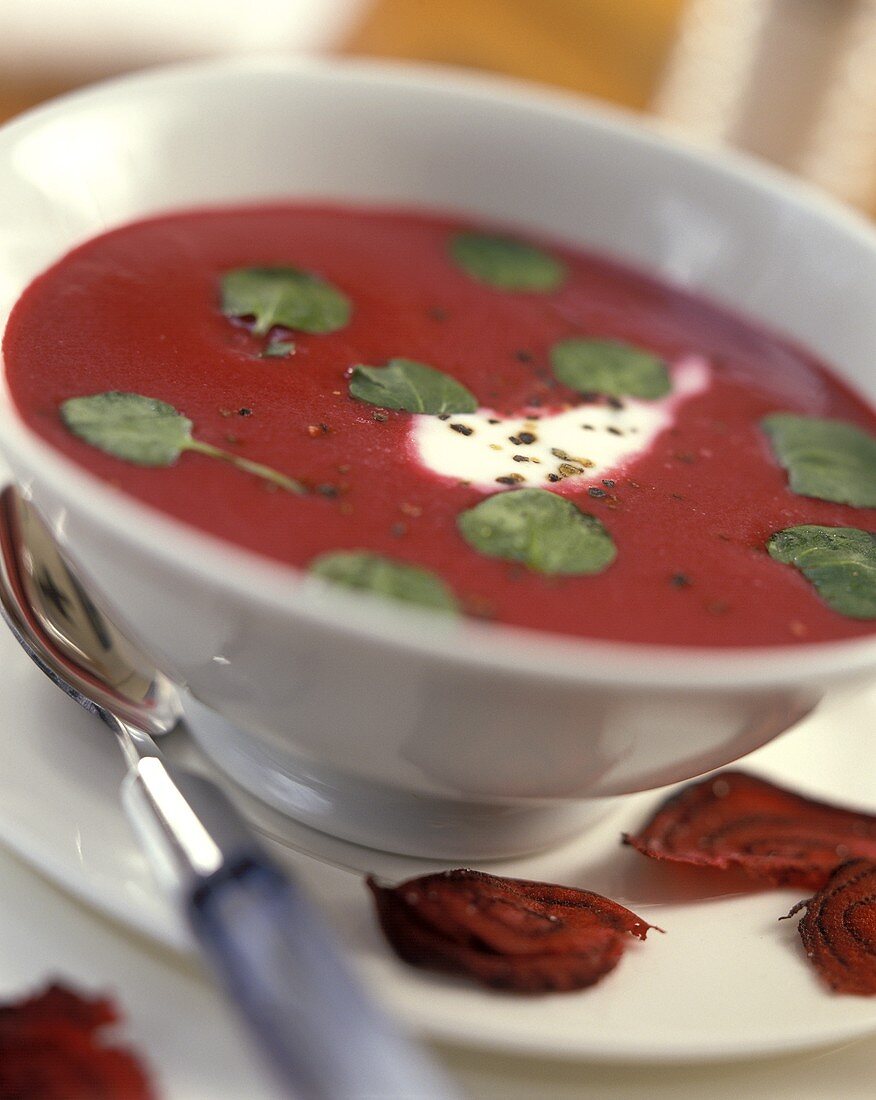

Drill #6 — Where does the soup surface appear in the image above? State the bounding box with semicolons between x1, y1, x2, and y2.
3;204;875;646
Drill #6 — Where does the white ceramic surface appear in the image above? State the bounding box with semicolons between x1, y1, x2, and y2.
1;621;876;1063
0;59;874;856
6;848;876;1100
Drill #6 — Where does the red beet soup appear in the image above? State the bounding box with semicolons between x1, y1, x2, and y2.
3;203;875;647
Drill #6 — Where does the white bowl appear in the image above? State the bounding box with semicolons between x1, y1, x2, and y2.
0;59;873;857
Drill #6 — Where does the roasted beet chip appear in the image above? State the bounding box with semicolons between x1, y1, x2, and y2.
0;982;155;1099
0;983;117;1031
789;859;876;995
367;868;657;993
623;770;876;890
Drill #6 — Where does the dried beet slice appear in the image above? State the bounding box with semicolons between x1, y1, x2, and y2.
623;770;876;890
0;983;117;1030
0;982;155;1099
790;859;876;995
367;868;656;994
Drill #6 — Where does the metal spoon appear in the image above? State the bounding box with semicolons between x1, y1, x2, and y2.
0;484;457;1100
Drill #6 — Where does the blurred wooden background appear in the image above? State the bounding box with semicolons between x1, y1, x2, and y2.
0;0;686;120
2;0;876;214
340;0;687;110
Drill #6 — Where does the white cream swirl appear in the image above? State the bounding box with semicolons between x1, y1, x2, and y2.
413;356;710;489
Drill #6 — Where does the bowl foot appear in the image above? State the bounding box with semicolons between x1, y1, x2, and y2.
182;693;614;860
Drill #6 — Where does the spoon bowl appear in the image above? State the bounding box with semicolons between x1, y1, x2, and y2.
0;486;181;737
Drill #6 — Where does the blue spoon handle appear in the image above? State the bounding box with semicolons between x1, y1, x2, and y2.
122;755;457;1099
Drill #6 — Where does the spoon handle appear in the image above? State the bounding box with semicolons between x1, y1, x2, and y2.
121;757;456;1100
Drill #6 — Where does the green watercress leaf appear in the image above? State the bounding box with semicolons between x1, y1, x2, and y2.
309;551;458;612
349;358;477;415
457;487;616;575
767;525;876;619
61;391;305;493
221;266;351;335
61;392;193;466
762;414;876;507
450;232;566;292
550;338;671;399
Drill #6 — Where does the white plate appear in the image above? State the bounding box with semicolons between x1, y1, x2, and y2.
1;620;875;1064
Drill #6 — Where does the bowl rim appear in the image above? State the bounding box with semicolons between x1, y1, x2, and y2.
0;54;874;691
